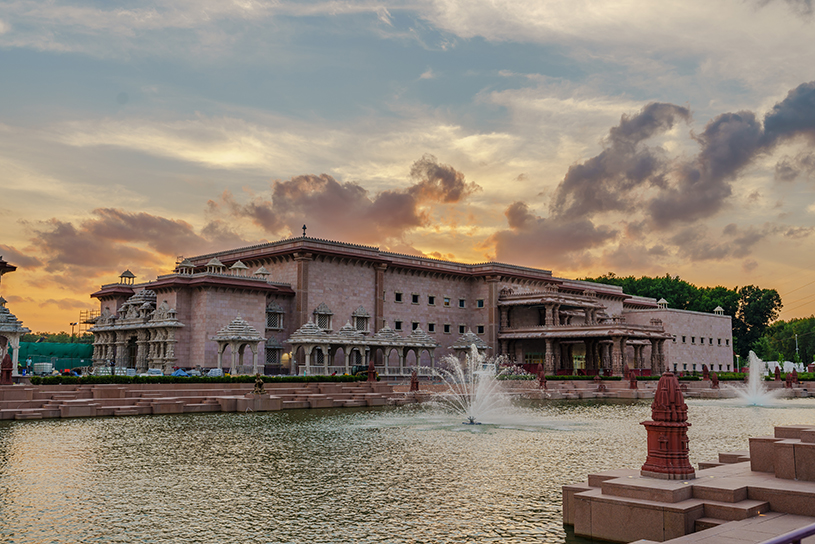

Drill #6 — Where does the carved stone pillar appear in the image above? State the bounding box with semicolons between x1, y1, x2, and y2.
136;332;148;372
544;304;555;326
611;336;624;376
544;339;554;375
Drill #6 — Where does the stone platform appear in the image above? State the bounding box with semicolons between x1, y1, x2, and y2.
0;381;410;420
564;425;815;543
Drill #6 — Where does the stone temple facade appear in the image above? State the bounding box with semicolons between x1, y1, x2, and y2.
88;237;733;376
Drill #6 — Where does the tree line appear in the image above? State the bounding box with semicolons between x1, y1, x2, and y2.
21;332;94;344
581;273;783;360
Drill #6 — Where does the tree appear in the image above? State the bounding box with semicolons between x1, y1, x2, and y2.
20;332;94;344
733;285;782;359
581;274;781;359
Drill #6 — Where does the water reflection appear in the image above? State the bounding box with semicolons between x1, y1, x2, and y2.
0;399;812;543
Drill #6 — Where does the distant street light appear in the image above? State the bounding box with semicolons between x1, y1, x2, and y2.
70;322;78;342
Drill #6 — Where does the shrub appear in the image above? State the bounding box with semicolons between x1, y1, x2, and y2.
29;374;365;386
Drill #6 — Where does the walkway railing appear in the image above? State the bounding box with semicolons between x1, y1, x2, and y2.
759;522;815;544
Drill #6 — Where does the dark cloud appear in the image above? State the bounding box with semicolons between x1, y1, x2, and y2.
488;201;617;268
648;111;763;227
0;244;43;269
784;227;814;239
670;224;771;261
743;259;759;273
551;103;691;220
763;81;815;142
83;208;207;256
528;80;815;266
600;241;668;273
25;209;256;276
28;218;160;272
221;156;480;244
775;152;815;182
408;154;480;203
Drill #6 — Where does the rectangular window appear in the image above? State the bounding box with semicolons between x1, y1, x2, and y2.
682;336;686;343
691;337;696;344
459;325;466;334
443;324;451;334
412;321;420;331
428;323;436;333
317;314;330;329
265;349;280;365
718;338;721;345
672;336;677;343
428;295;436;306
395;292;403;303
458;299;466;308
726;339;730;346
443;297;451;307
476;325;485;334
266;313;282;329
709;338;713;345
411;293;419;304
476;299;485;308
394;320;402;331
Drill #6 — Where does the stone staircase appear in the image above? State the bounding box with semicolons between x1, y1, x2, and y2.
565;425;815;543
0;381;403;420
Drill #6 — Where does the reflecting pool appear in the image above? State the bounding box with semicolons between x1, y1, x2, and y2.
0;398;813;543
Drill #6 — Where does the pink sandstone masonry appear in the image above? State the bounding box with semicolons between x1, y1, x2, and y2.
564;424;815;543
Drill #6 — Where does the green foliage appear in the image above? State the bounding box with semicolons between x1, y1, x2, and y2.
20;332;94;344
733;285;782;359
754;316;815;364
29;375;365;386
496;374;536;380
581;273;781;359
541;375;623;381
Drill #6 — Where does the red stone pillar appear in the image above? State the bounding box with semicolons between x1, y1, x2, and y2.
374;264;387;332
294;252;312;328
640;372;695;480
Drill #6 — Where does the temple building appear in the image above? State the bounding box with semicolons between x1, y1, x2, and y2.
0;256;31;374
88;237;733;376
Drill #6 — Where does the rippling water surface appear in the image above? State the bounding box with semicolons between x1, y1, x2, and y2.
0;398;813;543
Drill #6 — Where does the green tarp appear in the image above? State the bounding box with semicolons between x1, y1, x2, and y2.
13;342;94;371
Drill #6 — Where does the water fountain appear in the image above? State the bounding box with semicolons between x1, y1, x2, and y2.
731;351;784;406
431;345;512;424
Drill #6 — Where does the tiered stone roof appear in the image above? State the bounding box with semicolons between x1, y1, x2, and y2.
210;316;265;342
451;329;489;351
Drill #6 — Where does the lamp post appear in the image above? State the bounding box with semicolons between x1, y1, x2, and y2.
70;322;78;343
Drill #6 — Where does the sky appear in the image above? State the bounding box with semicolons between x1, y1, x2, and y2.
2;0;815;333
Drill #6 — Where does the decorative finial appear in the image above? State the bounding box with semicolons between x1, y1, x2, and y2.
302;224;307;237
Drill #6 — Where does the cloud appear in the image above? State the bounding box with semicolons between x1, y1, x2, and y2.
408;154;480;203
219;155;480;243
550;102;691;220
0;244;43;269
487;201;617;269
40;298;94;310
24;208;257;277
670;223;772;261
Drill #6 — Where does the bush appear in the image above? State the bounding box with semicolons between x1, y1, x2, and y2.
29;374;365;386
541;375;623;381
496;374;535;380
